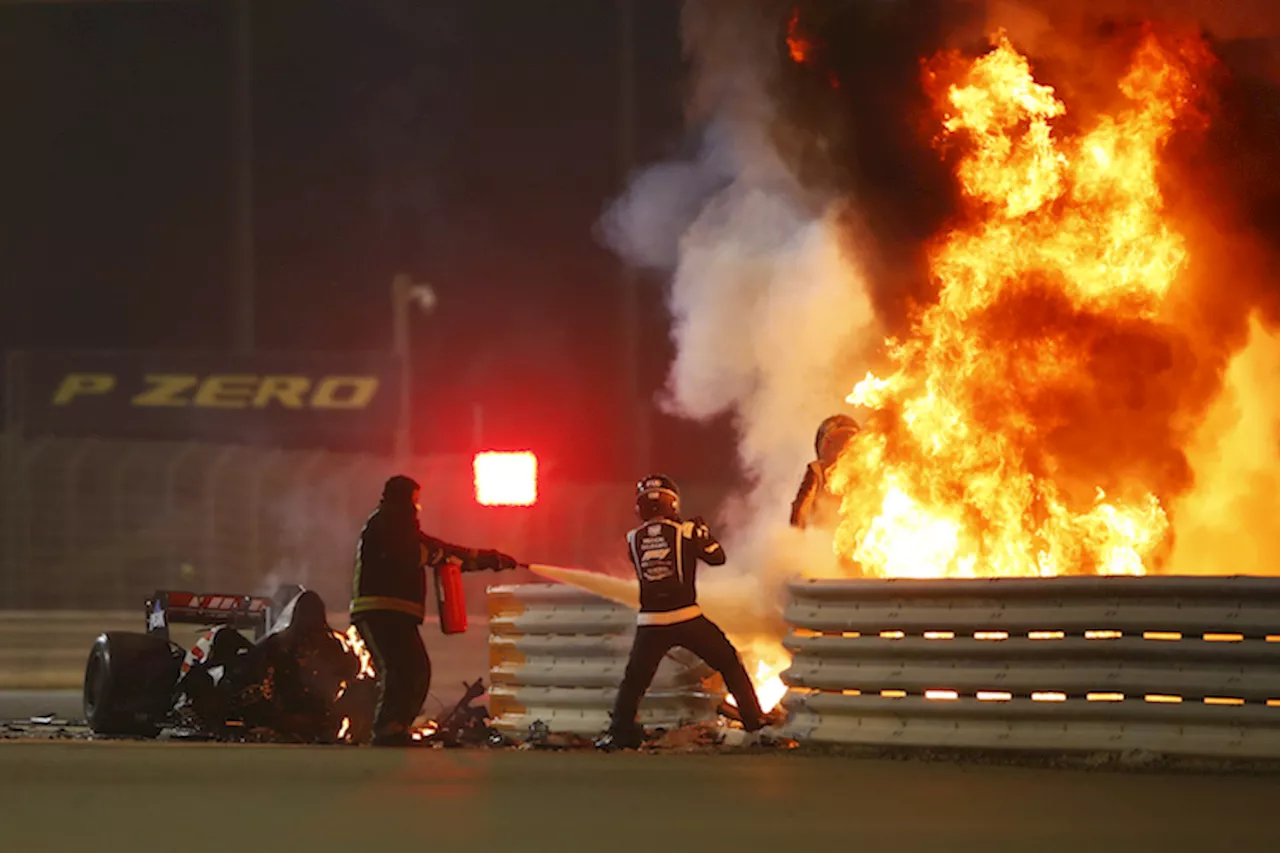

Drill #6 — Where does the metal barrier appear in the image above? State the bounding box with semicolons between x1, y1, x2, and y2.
487;583;719;736
780;577;1280;758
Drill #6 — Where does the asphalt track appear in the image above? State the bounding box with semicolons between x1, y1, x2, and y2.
1;737;1278;853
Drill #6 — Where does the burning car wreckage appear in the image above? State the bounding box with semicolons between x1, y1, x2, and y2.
81;585;496;746
79;584;789;750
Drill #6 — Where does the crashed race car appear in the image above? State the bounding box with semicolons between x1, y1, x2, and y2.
82;585;380;742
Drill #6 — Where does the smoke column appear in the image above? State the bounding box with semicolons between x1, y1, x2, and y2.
601;0;1280;638
601;1;889;636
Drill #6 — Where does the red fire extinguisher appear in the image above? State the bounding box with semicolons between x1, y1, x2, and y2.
433;561;468;635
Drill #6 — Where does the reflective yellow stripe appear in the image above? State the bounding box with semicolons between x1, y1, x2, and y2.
636;605;701;626
350;596;426;620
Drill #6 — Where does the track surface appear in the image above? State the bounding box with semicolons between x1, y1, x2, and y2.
2;739;1278;852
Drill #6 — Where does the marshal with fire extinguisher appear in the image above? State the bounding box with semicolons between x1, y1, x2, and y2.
429;450;542;635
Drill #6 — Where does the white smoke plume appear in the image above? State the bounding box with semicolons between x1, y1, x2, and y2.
600;1;881;631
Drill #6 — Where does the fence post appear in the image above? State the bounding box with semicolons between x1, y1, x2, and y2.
204;446;237;590
109;443;148;605
1;352;24;607
63;439;96;565
0;430;18;608
14;437;50;607
248;449;279;582
163;443;198;574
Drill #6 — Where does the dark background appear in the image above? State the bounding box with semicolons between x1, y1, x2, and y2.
0;0;738;482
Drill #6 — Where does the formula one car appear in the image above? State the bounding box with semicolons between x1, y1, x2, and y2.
82;585;378;742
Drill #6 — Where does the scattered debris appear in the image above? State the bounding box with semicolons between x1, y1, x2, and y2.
521;719;594;750
2;719;92;740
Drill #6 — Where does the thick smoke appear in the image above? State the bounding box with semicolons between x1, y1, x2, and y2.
601;0;1280;623
600;0;899;632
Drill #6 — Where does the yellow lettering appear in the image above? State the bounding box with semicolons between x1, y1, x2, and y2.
253;375;311;409
310;376;379;409
51;373;116;405
132;375;198;407
193;375;258;408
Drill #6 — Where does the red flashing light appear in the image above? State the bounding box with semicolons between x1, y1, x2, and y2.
473;451;538;506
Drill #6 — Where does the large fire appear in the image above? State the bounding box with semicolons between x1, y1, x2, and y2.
828;29;1215;579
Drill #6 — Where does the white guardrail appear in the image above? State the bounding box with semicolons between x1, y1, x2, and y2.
780;576;1280;759
487;583;720;736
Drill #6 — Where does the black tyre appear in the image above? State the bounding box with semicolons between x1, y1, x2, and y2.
83;632;180;737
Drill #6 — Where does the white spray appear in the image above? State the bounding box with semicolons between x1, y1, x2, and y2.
599;1;882;636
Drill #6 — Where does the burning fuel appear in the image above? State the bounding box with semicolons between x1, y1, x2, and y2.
831;29;1215;579
335;626;376;680
603;0;1280;737
725;659;789;715
526;564;789;715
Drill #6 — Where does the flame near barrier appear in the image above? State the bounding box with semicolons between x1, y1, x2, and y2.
524;564;789;715
830;30;1216;580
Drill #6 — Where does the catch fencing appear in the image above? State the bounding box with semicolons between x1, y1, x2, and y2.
781;576;1280;759
487;583;719;737
0;432;713;612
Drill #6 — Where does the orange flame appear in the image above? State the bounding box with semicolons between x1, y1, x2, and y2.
335;625;376;680
786;9;813;65
831;30;1214;579
727;655;783;712
724;649;790;715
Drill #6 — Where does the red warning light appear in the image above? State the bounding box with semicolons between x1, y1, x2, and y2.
473;451;538;506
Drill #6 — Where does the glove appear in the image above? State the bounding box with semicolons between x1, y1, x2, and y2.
478;549;519;572
690;515;711;541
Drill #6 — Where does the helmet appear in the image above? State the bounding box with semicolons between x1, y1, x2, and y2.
382;475;420;504
286;590;327;637
635;474;680;521
815;414;859;462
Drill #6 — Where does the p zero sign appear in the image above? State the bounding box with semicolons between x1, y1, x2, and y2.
10;350;401;450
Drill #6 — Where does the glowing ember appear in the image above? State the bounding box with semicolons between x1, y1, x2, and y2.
830;30;1214;579
337;716;351;740
786;9;813;65
411;723;438;742
335;626;376;680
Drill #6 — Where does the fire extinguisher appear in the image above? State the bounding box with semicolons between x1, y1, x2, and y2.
433;561;468;635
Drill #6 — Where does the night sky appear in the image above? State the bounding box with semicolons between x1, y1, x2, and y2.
0;0;735;481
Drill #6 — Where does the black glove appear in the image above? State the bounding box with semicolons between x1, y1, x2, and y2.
689;516;711;541
478;549;519;572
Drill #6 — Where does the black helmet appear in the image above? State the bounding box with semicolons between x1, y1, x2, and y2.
381;475;420;504
635;474;680;521
287;590;327;637
815;414;859;461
